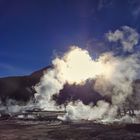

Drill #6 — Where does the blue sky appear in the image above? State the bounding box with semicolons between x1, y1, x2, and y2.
0;0;140;77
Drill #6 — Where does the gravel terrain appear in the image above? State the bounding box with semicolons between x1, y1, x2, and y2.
0;119;140;140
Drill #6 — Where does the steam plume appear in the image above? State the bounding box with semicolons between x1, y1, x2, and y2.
106;26;139;52
35;26;140;122
36;42;140;120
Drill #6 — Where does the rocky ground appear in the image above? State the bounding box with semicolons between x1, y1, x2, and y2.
0;119;140;140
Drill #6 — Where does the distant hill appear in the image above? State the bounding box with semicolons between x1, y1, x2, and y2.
0;66;139;105
0;66;51;103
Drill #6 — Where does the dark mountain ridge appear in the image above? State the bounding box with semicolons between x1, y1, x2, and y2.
0;66;51;103
0;66;139;106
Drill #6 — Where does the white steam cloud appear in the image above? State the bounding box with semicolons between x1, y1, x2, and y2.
106;26;139;52
34;26;140;122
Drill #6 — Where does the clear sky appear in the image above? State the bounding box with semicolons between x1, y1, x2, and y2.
0;0;140;77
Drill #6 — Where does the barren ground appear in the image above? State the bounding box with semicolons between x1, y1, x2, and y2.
0;119;140;140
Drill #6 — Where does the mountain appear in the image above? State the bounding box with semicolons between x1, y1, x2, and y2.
0;66;51;103
0;66;139;105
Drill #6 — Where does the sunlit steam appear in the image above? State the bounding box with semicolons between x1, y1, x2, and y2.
53;47;114;85
35;43;140;122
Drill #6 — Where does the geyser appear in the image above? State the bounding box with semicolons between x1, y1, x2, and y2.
35;26;140;122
